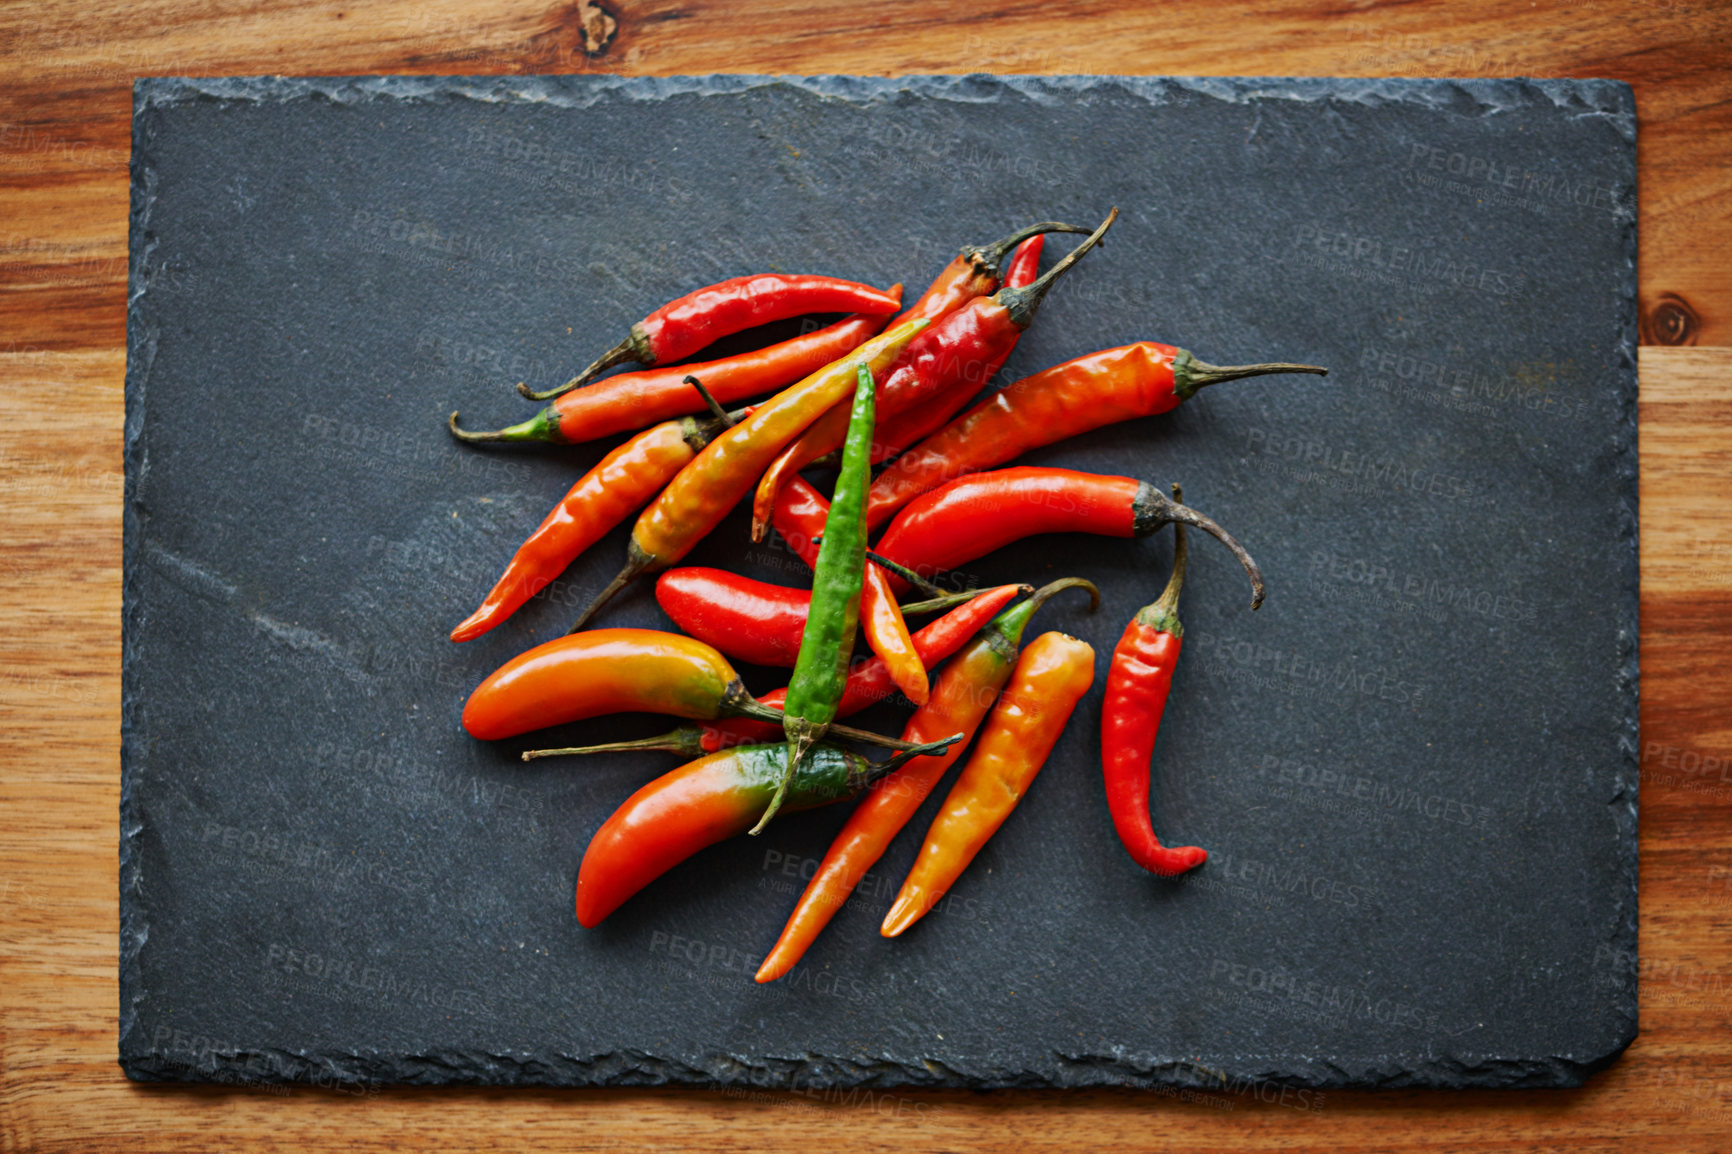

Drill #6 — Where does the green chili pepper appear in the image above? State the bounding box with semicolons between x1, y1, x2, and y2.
751;361;877;835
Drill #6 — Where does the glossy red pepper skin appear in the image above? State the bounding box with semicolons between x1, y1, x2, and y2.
540;276;906;398
872;468;1144;594
751;209;1117;538
655;568;810;668
1103;501;1206;875
574;743;880;927
865;235;1044;465
871;466;1265;610
747;235;1045;532
461;629;749;740
700;583;1026;749
866;342;1324;530
640;275;900;365
1104;621;1206;876
450;415;725;643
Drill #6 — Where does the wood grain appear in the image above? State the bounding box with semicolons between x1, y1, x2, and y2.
2;3;1728;1149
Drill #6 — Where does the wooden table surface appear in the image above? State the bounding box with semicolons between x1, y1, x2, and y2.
2;2;1728;1149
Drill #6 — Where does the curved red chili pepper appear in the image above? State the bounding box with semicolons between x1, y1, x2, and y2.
750;210;1116;537
865;231;1045;465
865;343;1327;531
450;310;891;446
873;467;1266;609
523;274;902;399
1103;493;1207;876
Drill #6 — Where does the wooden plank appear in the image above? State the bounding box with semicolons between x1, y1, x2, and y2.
1;2;1728;1147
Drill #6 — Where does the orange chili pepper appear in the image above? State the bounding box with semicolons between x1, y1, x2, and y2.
882;630;1096;937
447;310;892;446
449;409;738;643
570;319;928;631
755;578;1098;982
462;627;940;755
865;343;1326;532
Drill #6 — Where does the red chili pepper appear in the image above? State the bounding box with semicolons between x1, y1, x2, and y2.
558;584;1029;757
1102;487;1207;876
864;233;1044;465
449;409;742;643
654;568;989;670
755;578;1097;982
770;474;929;706
573;739;955;928
873;466;1267;609
865;343;1327;531
448;310;892;446
750;210;1116;537
522;274;902;400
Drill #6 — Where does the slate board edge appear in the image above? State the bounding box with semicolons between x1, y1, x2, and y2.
119;73;1639;1091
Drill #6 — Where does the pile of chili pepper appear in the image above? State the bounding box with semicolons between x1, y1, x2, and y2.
440;213;1327;978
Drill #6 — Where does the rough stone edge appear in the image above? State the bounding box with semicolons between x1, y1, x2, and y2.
117;71;1641;1092
129;73;1635;134
118;79;160;1074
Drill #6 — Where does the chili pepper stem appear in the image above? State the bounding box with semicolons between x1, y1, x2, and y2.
733;700;959;756
1138;484;1188;634
996;207;1118;329
1170;354;1328;401
447;409;557;444
755;719;825;835
570;543;655;633
1024;576;1102;617
683;374;735;426
518;330;650;401
522;727;712;760
899;585;1029;616
970;220;1093;276
1132;487;1265;611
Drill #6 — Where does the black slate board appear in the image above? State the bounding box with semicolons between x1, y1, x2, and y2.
121;75;1638;1092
